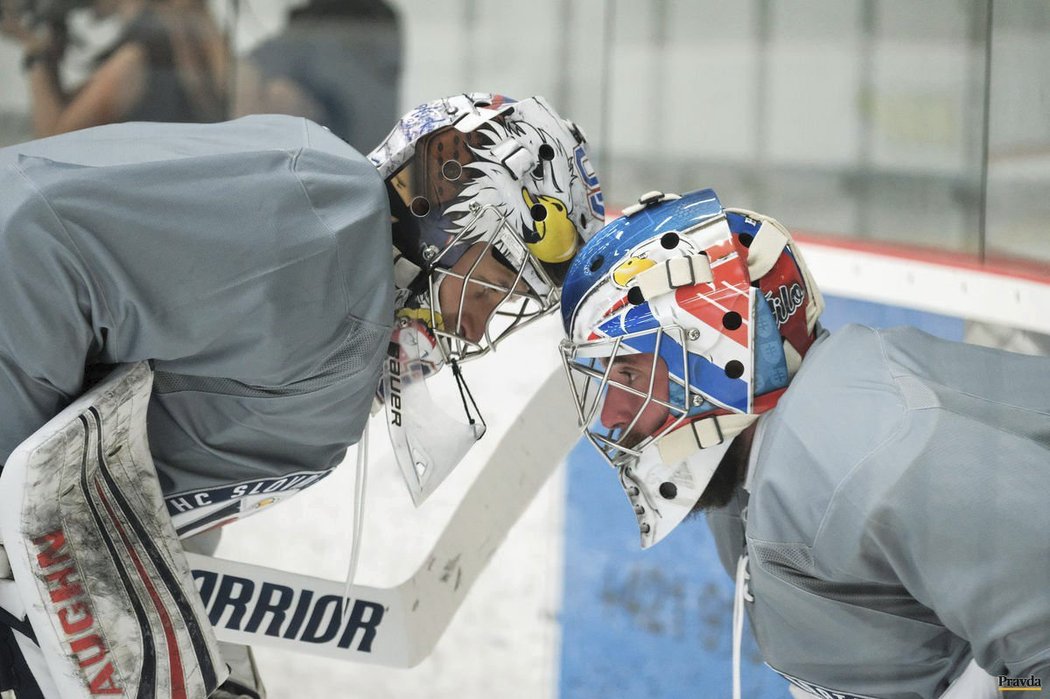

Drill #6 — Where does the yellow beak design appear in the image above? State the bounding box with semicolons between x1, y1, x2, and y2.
397;306;444;331
522;188;579;264
612;257;656;287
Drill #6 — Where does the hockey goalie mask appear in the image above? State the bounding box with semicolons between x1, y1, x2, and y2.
371;93;604;505
371;93;605;362
559;189;824;547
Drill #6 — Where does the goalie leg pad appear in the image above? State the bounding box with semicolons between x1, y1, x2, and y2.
0;363;228;698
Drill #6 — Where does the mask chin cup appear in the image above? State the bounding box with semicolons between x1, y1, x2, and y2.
383;322;486;506
627;433;735;549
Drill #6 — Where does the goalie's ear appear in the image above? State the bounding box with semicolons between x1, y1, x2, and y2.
0;363;229;699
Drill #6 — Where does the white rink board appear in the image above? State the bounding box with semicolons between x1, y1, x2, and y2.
800;239;1050;336
215;315;568;698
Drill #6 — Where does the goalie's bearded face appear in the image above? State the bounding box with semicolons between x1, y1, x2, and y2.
600;352;671;448
438;241;527;344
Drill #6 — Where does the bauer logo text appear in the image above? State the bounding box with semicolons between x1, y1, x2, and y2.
387;356;403;427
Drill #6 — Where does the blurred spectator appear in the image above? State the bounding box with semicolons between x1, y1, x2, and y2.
235;0;401;152
1;0;226;137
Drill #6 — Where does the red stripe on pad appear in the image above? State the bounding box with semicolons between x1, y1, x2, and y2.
93;478;187;699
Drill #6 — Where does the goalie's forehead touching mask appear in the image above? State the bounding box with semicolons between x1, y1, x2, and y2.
370;92;604;506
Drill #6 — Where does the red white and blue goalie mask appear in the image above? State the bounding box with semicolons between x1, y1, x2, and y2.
559;189;823;546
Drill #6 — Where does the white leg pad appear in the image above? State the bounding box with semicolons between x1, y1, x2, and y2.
0;363;228;699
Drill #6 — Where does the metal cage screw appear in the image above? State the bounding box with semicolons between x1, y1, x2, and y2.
422;245;439;261
687;328;701;341
691;394;704;407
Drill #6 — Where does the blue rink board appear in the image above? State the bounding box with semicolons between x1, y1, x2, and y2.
557;296;964;699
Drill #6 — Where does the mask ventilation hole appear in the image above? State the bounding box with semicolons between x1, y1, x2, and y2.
588;255;605;273
538;144;556;161
722;311;742;330
659;482;678;499
627;286;646;306
473;99;491;107
532;163;544;179
738;233;754;248
725;360;745;379
410;197;431;217
660;232;680;249
530;203;548;221
441;160;463;181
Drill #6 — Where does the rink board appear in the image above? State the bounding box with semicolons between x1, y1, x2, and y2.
556;295;964;699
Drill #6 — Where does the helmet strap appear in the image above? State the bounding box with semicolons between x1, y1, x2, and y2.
630;254;714;302
782;339;804;377
744;219;789;279
450;359;487;439
657;413;758;465
490;137;537;180
393;249;424;290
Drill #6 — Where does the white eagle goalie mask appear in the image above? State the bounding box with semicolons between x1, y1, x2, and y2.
370;93;605;505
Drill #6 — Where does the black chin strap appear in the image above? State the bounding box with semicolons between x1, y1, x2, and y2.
450;358;486;437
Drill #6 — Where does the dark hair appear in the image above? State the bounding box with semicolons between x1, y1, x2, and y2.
690;433;749;513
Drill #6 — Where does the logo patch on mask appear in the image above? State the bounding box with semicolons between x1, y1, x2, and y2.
575;146;604;219
764;282;806;327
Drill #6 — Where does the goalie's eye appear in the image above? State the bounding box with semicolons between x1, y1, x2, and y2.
610;365;640;386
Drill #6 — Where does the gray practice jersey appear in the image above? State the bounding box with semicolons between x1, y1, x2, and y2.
706;324;1050;699
0;116;393;534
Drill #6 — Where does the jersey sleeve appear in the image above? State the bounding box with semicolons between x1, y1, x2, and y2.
0;169;101;463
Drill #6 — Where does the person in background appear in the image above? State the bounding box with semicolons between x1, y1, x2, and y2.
234;0;401;152
1;0;226;137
